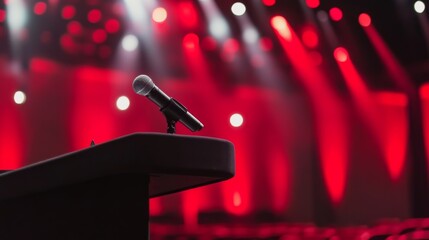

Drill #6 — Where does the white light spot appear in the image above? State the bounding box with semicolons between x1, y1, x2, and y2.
243;28;259;43
14;91;26;104
209;17;229;40
121;34;139;52
124;0;145;21
152;7;167;23
116;96;130;110
231;2;246;16
7;0;28;32
415;1;425;13
230;113;244;127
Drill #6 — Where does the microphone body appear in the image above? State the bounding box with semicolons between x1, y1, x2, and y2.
133;75;204;132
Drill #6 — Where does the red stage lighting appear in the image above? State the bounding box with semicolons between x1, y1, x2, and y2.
0;9;5;22
359;13;371;27
271;16;292;41
272;16;349;204
222;38;240;61
259;37;273;51
309;51;323;65
177;1;198;29
67;21;82;35
334;47;348;62
183;33;199;49
262;0;276;7
201;36;217;51
34;2;47;15
92;29;107;44
61;5;75;20
88;9;102;24
302;27;319;48
329;7;343;22
306;0;320;9
105;19;120;34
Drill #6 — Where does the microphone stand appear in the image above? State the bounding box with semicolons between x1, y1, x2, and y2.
165;118;177;134
160;98;187;134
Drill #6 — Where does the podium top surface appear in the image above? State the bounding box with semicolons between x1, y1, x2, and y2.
0;133;235;200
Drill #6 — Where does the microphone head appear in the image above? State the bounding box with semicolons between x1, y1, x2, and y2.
133;75;155;96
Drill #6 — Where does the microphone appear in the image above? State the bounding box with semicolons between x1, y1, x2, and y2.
133;75;204;132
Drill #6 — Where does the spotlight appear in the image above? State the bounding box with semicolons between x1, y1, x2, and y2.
302;28;319;48
271;16;292;41
334;47;348;62
7;0;28;31
359;13;371;27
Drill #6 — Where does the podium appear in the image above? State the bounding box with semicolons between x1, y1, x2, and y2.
0;133;235;239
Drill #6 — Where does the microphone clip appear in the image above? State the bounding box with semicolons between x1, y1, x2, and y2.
160;98;188;134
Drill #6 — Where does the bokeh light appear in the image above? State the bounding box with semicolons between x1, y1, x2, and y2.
88;9;102;23
34;2;47;15
67;21;82;35
306;0;320;9
230;113;244;127
209;17;229;40
359;13;371;27
231;2;246;16
334;47;348;62
329;7;343;22
121;34;139;52
262;0;276;7
183;33;199;49
105;19;120;33
152;7;168;23
14;91;26;104
414;1;426;13
61;5;76;20
302;28;319;48
92;29;107;44
0;9;6;23
116;96;130;111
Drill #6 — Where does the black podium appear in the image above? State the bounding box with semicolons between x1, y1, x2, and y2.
0;133;235;239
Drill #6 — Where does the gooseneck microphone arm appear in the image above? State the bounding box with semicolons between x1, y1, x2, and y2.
132;75;204;134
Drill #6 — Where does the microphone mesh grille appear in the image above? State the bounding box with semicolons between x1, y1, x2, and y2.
133;75;155;96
